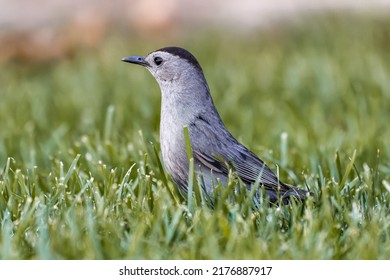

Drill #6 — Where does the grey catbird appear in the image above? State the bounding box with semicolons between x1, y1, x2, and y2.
122;46;309;203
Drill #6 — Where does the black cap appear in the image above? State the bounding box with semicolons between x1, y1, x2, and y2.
155;47;203;71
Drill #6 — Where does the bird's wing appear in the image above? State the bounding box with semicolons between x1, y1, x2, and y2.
193;150;228;174
193;146;291;193
188;116;291;193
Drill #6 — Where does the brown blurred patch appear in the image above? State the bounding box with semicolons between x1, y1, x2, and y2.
126;0;178;34
0;0;180;62
0;0;387;62
0;9;108;62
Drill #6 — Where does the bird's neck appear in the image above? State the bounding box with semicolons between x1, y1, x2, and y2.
159;74;212;124
158;76;214;152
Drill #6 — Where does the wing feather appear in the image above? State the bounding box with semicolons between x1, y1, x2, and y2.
188;114;307;201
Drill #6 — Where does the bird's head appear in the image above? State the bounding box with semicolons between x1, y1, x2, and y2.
122;46;206;89
122;46;216;122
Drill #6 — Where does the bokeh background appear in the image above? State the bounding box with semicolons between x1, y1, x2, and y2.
1;0;389;61
1;0;390;259
1;0;389;167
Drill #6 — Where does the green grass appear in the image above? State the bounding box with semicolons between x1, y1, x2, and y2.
1;13;390;259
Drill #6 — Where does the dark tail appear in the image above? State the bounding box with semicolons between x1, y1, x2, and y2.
281;183;312;203
263;183;312;204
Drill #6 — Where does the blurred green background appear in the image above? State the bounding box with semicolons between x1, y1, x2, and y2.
1;14;389;172
0;2;390;259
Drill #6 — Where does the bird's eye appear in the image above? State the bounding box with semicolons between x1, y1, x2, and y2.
154;56;163;66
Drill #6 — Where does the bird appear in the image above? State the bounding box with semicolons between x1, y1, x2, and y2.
122;46;310;204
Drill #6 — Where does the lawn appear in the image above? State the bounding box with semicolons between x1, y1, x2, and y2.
0;14;390;259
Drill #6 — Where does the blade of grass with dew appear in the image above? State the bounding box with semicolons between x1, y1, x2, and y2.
103;105;115;142
339;149;357;188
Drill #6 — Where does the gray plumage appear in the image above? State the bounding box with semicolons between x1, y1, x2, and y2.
122;46;309;203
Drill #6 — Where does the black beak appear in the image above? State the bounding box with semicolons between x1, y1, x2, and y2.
121;56;149;67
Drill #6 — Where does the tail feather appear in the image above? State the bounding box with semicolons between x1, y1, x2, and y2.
263;183;312;204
